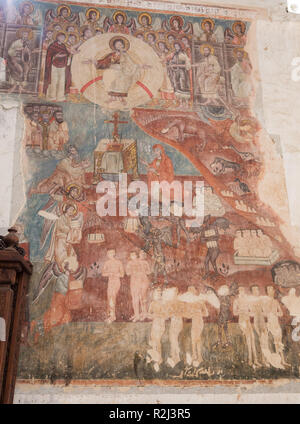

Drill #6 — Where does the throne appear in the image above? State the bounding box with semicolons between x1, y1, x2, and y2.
93;137;138;184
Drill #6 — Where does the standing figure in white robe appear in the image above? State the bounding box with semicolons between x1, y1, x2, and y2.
230;49;253;101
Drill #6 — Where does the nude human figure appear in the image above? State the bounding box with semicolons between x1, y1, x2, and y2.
233;286;259;367
250;285;272;367
138;250;152;320
102;249;124;323
147;287;167;371
166;287;183;368
190;296;208;366
282;288;300;318
126;251;151;321
178;286;213;367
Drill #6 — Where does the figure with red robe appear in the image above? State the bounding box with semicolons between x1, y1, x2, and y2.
141;144;175;193
103;11;131;34
43;32;71;102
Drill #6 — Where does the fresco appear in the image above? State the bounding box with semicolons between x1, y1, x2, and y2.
0;0;299;383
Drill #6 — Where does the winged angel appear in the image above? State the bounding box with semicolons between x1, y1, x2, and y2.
193;18;224;43
32;200;85;305
135;12;162;33
97;11;136;35
78;7;106;31
162;15;193;35
6;1;42;26
44;4;79;28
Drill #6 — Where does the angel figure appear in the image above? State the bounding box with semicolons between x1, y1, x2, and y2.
224;21;247;46
103;11;136;35
136;12;161;33
7;1;42;26
206;282;238;349
38;201;83;273
137;12;153;32
80;7;101;30
45;4;79;29
162;15;193;36
31;258;87;340
193;18;224;43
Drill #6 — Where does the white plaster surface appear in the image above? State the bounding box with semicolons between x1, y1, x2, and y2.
0;100;19;232
13;381;300;404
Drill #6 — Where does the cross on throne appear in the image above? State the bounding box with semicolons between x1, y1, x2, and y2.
93;112;139;184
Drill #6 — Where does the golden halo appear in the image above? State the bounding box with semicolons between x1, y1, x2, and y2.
170;15;184;30
179;33;192;45
16;27;33;40
173;39;185;51
134;30;145;39
233;47;247;58
200;43;214;55
201;18;215;31
155;39;170;51
66;183;82;199
144;30;157;41
62;202;78;216
109;36;130;51
138;12;152;26
165;31;177;41
49;22;63;31
232;20;246;35
85;8;100;20
80;25;94;37
66;32;80;44
54;30;67;41
65;23;77;31
180;33;192;40
19;1;34;14
112;10;127;24
57;4;71;17
165;32;177;50
156;29;166;38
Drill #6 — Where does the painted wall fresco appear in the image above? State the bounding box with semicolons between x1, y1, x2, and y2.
0;0;300;383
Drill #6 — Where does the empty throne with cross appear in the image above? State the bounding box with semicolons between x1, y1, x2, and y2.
93;112;139;184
